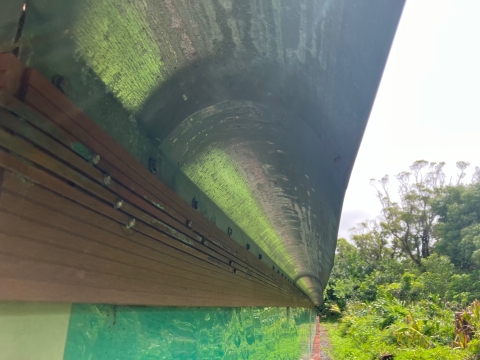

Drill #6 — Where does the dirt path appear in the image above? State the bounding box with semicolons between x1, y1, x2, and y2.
319;323;332;360
311;317;332;360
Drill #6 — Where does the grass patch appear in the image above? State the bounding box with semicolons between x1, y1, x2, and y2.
325;320;474;360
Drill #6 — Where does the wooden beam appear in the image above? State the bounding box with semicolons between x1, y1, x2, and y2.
0;53;24;97
0;56;312;308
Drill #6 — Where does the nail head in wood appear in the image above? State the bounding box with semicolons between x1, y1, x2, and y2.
103;174;111;185
126;218;136;229
91;153;100;165
114;198;123;209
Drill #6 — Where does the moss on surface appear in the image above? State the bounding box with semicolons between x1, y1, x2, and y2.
70;142;92;161
73;0;165;112
183;148;295;278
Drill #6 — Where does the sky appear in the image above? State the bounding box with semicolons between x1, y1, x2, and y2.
339;0;480;239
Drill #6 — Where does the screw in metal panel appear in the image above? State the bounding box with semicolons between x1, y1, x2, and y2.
186;219;192;228
114;198;123;209
91;153;100;165
148;157;158;174
103;174;112;185
51;74;66;94
126;218;136;229
192;198;198;209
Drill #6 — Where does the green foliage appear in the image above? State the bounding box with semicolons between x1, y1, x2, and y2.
327;298;480;360
324;161;480;360
371;161;447;266
433;182;480;269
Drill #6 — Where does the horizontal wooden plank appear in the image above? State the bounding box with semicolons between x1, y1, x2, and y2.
0;114;226;267
0;65;312;307
0;53;25;96
22;75;287;285
0;152;286;296
0;160;308;306
0;109;298;294
0;126;293;295
0;186;291;301
0;233;285;306
0;178;306;307
13;162;304;298
0;276;296;307
0;256;289;307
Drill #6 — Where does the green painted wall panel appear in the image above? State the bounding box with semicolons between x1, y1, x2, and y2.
0;302;71;360
64;305;315;360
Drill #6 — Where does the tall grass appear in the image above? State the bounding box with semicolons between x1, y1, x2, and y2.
325;297;480;360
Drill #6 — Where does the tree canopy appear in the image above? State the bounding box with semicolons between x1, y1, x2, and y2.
322;160;480;360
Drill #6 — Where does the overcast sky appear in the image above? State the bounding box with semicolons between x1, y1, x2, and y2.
339;0;480;239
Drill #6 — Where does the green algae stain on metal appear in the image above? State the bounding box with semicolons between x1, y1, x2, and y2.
70;142;92;161
72;0;165;112
182;148;295;279
63;304;315;360
151;201;165;211
143;195;165;210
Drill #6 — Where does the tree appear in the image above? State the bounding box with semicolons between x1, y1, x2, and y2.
455;161;470;185
472;166;480;184
371;161;446;266
351;220;392;263
324;238;368;309
432;181;480;269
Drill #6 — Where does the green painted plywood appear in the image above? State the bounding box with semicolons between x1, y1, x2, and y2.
0;302;71;360
64;304;315;360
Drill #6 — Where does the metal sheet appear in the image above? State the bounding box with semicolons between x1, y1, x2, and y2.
0;0;23;52
143;0;405;305
64;304;316;360
8;0;405;305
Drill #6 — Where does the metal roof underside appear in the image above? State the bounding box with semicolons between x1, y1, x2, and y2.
7;0;405;305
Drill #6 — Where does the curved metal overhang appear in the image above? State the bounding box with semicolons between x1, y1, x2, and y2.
137;0;405;305
1;0;405;306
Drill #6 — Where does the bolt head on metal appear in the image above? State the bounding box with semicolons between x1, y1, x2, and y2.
103;174;111;185
126;218;136;229
192;198;198;209
148;157;158;174
114;199;123;209
91;153;100;165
